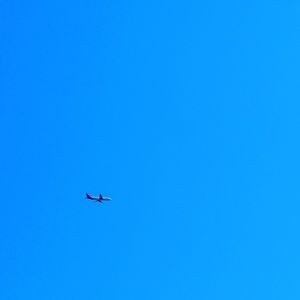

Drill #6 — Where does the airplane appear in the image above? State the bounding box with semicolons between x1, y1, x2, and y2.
86;192;112;203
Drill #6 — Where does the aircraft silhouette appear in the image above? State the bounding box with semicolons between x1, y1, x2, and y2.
86;193;112;203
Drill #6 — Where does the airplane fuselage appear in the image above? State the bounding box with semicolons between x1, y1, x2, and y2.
86;193;112;202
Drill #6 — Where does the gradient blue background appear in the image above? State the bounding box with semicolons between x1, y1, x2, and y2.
1;1;300;299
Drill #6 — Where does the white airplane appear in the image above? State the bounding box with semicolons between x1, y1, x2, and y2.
86;193;112;203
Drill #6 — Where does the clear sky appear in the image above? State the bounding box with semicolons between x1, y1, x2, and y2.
1;1;300;299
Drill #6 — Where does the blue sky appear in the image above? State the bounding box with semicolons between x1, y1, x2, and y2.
1;1;300;299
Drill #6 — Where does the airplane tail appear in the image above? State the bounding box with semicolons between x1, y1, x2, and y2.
86;193;93;200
